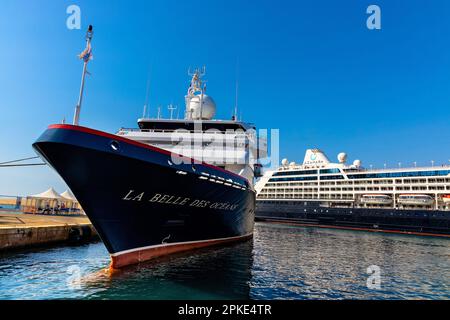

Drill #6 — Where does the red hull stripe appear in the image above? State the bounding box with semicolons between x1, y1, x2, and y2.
47;124;248;183
260;219;450;238
110;233;253;269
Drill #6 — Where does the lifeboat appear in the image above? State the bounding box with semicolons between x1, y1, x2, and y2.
361;194;393;205
442;195;450;204
398;194;434;206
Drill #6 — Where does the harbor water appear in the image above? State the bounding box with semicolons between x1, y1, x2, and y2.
0;223;449;300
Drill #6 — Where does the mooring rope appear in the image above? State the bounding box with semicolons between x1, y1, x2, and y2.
0;156;46;167
0;156;40;165
0;163;47;167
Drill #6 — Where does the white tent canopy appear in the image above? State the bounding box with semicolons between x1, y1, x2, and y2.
22;187;84;215
61;190;77;201
30;188;62;199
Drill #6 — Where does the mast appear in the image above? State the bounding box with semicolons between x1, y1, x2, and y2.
73;25;94;126
185;67;206;120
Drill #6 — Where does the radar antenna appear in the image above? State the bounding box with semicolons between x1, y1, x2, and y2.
187;66;206;96
185;66;207;120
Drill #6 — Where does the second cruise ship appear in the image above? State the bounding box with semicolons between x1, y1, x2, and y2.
255;149;450;237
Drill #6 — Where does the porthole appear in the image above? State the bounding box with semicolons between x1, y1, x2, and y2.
110;141;120;152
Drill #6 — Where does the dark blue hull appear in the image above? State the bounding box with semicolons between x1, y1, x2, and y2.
256;200;450;237
33;125;255;267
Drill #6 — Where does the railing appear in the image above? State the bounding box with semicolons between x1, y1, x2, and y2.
118;128;255;135
277;165;450;173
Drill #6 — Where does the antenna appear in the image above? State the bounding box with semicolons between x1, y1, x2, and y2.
157;106;162;119
234;58;239;121
168;104;177;120
143;76;151;118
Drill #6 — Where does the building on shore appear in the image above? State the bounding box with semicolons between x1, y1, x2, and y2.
0;197;21;212
21;188;84;215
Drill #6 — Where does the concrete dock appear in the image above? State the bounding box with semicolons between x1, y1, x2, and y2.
0;212;98;251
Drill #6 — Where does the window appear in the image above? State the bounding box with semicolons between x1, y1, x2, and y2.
269;176;318;182
273;170;318;177
320;168;341;174
348;170;450;180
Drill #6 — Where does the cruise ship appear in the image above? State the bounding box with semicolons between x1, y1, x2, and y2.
32;27;266;268
255;149;450;237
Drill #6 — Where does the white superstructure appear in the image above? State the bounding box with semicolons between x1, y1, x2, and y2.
256;149;450;210
117;68;266;185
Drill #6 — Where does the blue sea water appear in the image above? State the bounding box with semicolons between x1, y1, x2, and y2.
0;223;449;300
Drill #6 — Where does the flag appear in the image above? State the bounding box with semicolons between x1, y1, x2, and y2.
78;40;92;62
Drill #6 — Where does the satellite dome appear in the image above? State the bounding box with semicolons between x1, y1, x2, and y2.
289;162;296;167
187;94;216;120
281;158;289;166
338;152;347;163
353;159;362;167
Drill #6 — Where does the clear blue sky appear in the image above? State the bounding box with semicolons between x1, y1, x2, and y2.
1;0;450;195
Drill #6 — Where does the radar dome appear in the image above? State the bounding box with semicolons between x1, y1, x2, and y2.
338;153;347;163
187;94;216;120
289;162;296;167
281;158;289;166
353;159;362;167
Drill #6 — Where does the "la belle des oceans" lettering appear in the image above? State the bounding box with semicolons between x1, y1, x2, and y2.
122;190;239;211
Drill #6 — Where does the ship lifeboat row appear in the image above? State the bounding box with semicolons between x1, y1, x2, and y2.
443;195;450;204
397;194;434;206
361;195;393;205
361;194;437;206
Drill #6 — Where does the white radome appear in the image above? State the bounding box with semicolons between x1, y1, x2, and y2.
338;152;347;163
289;162;296;167
281;158;289;166
353;159;362;167
188;94;216;120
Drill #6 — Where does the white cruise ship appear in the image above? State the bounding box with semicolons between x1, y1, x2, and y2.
255;149;450;237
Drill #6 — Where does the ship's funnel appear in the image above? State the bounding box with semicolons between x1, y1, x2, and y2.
302;149;330;166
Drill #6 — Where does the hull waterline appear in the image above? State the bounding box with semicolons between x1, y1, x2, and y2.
256;201;450;237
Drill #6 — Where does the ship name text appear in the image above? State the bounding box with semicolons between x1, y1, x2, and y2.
122;190;239;211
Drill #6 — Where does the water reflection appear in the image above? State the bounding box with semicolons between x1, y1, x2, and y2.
83;242;254;300
250;223;450;300
0;223;449;300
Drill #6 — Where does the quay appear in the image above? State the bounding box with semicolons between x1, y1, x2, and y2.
0;212;98;251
